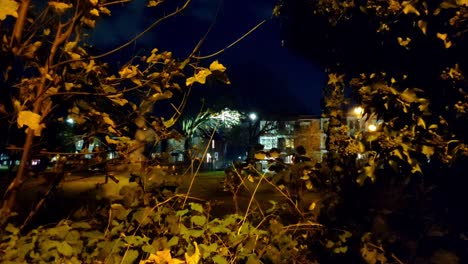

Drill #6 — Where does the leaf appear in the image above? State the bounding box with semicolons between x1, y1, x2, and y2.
186;69;212;86
162;117;176;128
0;0;19;20
49;1;73;14
89;8;99;16
417;20;427;35
108;96;129;106
325;240;335;248
437;33;452;48
5;223;19;234
417;117;426;129
151;90;173;101
305;180;313;190
65;82;74;91
402;2;420;15
111;203;130;221
422;145;435;159
119;65;140;79
57;241;74;257
185;242;201;264
397;37;411;47
248;175;255;182
400;88;418;103
176;208;189;216
71;221;92;229
199;243;218;259
191;215;207;226
209;60;226;72
147;0;162;7
17;111;45;136
122;249;139;264
212;255;228;264
167;236;180;247
190;202;204;213
333;246;348;254
308;202;316;211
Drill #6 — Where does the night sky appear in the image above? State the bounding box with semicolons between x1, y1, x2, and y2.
87;0;325;116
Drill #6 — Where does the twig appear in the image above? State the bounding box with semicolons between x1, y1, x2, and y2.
192;19;267;60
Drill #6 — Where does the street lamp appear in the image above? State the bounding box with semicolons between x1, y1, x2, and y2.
249;113;257;121
353;106;364;117
367;124;377;132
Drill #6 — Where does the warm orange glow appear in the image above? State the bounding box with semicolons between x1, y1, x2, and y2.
368;124;377;132
353;106;364;116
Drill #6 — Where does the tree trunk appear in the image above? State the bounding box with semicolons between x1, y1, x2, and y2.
1;128;35;216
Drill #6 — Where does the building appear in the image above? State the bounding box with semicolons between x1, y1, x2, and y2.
258;115;328;164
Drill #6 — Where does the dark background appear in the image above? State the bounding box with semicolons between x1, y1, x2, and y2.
87;0;325;116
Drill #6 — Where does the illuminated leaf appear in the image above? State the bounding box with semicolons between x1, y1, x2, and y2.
417;20;427;35
190;203;204;213
305;180;313;190
397;37;411;47
248;175;255;182
185;242;201;264
417;117;426;129
162;117;176;128
119;65;140;79
17;111;41;131
327;73;344;85
108;96;128;106
325;240;334;248
254;152;267;160
22;41;42;58
212;255;228;264
64;41;77;52
144;250;184;264
89;8;99;16
0;0;19;20
81;17;96;28
151;90;173;101
209;60;226;72
437;33;452;48
65;82;74;91
402;2;420;15
57;241;73;257
333;246;348;254
186;69;212;86
147;0;162;7
89;0;98;6
99;6;111;15
102;115;115;127
191;215;207;226
308;202;316;211
49;1;73;14
400;88;418;103
422;145;435;159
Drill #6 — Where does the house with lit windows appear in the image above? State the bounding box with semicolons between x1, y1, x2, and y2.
258;115;329;164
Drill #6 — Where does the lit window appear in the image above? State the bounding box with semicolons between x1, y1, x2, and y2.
212;140;215;149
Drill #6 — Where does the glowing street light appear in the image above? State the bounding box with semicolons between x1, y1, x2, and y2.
66;118;74;125
249;113;257;121
353;106;364;117
367;124;377;132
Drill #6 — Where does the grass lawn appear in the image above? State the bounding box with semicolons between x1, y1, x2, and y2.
194;170;225;177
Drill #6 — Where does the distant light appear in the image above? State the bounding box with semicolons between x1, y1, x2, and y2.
66;118;74;124
368;124;377;132
354;106;364;116
249;113;257;121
